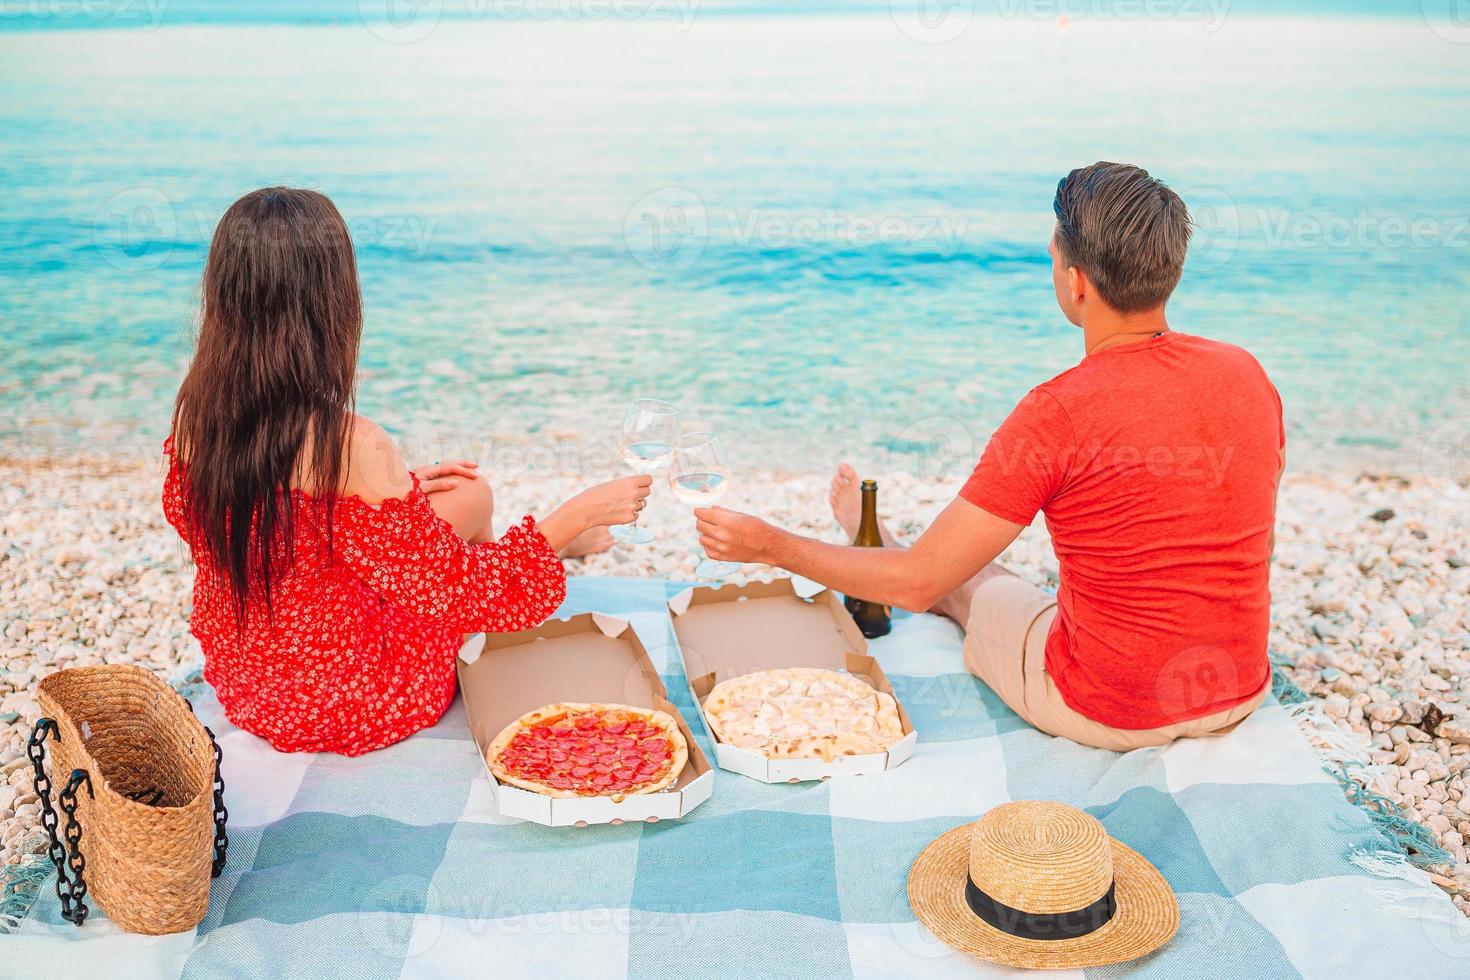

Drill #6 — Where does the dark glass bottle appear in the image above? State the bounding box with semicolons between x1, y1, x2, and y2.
844;479;893;639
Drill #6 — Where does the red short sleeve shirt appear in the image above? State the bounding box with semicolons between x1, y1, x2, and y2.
961;332;1284;729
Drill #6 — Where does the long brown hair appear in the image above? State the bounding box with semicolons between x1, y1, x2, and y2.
172;187;363;624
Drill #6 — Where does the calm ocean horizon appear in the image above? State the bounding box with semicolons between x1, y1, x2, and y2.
2;2;1467;480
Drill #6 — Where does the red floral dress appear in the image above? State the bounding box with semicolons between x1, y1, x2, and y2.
162;442;567;755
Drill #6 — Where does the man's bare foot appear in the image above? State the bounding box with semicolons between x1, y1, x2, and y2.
829;463;864;539
828;463;899;546
559;527;614;559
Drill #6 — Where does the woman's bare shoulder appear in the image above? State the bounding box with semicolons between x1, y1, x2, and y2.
342;415;414;504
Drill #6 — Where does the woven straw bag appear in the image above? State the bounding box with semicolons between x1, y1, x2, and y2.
26;665;228;935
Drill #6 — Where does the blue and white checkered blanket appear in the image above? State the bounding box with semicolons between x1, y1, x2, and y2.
6;577;1468;978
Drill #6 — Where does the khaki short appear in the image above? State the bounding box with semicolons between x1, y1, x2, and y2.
962;573;1269;752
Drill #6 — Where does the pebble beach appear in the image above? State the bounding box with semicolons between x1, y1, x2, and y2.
1;454;1467;918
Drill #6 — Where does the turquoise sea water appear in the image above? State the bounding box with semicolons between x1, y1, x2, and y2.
2;3;1468;477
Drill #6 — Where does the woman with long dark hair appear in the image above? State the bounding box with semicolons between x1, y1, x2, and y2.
164;187;649;755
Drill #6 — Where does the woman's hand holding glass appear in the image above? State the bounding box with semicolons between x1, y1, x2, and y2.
611;398;679;544
540;475;652;554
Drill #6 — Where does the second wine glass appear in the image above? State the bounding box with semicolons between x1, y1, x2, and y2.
611;398;679;544
668;430;740;580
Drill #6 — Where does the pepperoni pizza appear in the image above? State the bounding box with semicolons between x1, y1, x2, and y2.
487;703;689;799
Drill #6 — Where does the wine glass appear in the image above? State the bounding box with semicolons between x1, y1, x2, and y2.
610;398;679;544
668;430;739;580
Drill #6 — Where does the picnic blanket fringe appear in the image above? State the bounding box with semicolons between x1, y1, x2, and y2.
1271;663;1454;869
1346;847;1470;930
0;858;51;935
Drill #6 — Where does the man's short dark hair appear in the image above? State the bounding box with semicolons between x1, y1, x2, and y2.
1052;162;1191;313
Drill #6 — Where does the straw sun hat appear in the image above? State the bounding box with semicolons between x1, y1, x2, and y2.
908;801;1178;970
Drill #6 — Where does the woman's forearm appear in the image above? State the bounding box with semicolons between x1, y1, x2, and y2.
538;476;652;552
536;501;587;554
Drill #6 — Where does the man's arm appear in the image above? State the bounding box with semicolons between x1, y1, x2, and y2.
695;497;1025;613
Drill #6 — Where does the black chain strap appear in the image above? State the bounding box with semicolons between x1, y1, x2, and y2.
57;769;94;926
27;704;230;929
204;726;229;877
27;718;85;924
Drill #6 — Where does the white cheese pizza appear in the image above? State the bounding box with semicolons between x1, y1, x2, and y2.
701;667;905;761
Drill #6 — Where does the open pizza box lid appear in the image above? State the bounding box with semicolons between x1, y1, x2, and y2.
457;612;713;827
668;577;917;783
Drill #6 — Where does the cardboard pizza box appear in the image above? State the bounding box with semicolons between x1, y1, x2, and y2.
457;612;714;827
668;577;918;783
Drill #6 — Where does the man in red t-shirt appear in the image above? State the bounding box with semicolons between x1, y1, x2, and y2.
695;162;1285;750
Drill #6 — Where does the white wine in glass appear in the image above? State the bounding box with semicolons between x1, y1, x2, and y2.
668;430;739;579
611;398;679;544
